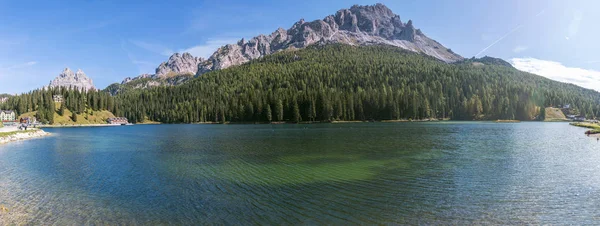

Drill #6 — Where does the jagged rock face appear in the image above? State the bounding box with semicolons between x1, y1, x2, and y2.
111;3;462;93
121;74;153;84
155;53;204;78
49;68;96;90
197;3;463;76
121;52;202;87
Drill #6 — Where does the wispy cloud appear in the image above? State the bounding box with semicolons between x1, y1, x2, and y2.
130;40;174;57
475;9;545;57
0;61;38;80
178;38;239;58
566;11;583;40
121;40;156;75
512;45;528;53
67;20;115;35
2;61;37;70
511;58;600;92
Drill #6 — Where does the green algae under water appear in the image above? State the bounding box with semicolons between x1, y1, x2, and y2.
1;122;600;224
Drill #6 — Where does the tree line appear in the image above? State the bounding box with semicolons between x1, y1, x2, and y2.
111;44;600;123
2;44;599;124
0;87;115;124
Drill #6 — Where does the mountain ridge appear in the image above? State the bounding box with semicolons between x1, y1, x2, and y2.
114;3;462;90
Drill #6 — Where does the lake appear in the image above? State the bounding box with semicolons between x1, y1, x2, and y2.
1;122;599;224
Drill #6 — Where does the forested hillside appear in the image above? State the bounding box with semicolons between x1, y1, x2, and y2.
113;44;600;123
0;87;115;124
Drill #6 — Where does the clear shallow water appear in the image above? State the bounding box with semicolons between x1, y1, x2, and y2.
1;122;600;224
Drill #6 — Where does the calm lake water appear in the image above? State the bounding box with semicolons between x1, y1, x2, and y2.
1;122;599;224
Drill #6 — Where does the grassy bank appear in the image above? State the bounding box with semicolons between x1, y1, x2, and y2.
19;103;116;126
544;107;569;122
570;122;600;134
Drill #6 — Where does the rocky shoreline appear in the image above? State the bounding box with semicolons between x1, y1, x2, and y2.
0;129;50;145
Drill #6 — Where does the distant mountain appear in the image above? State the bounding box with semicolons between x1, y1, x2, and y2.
49;68;96;91
121;53;203;85
110;3;462;92
196;3;462;77
0;93;10;104
114;44;600;123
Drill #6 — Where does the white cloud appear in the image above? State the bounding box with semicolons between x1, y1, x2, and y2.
511;58;600;92
512;45;528;53
130;40;174;56
178;38;239;58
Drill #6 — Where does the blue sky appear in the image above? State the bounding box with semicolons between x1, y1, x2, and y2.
1;0;600;93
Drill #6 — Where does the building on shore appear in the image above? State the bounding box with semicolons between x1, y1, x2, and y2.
107;117;129;125
53;95;64;103
0;97;8;103
0;110;16;122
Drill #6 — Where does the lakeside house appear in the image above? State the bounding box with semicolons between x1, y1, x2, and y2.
53;95;64;103
0;110;16;122
0;97;7;103
107;117;129;125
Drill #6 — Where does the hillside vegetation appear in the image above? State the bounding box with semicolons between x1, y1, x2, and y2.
543;107;568;122
19;103;115;125
2;44;600;124
114;44;600;123
1;87;115;125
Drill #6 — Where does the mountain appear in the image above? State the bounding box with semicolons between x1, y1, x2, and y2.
121;53;203;84
111;53;204;93
155;52;204;78
109;3;462;92
49;68;96;91
196;3;462;76
0;94;10;104
114;44;600;123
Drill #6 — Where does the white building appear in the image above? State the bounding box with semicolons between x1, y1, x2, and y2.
53;95;64;103
0;110;16;121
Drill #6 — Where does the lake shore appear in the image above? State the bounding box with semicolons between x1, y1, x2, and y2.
0;128;50;145
38;124;128;128
569;122;600;137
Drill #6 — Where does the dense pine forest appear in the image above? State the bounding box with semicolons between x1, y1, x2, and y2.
0;87;115;124
2;44;600;124
113;44;600;123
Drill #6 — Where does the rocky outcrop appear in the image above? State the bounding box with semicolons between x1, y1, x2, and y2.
111;3;462;92
120;74;153;84
120;53;202;87
155;53;204;78
196;3;462;76
0;129;49;145
49;68;96;90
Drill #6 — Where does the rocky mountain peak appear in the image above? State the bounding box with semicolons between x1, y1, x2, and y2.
195;3;463;77
114;3;464;91
155;52;204;78
49;67;96;90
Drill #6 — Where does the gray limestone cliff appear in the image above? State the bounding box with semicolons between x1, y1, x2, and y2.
114;3;462;91
196;3;463;76
49;68;96;90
